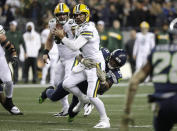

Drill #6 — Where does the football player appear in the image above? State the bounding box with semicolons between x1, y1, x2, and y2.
120;21;177;131
53;4;116;128
39;47;127;120
42;3;80;117
0;25;23;115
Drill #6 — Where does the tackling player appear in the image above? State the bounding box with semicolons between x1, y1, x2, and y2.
0;25;23;115
39;47;127;120
120;21;177;131
42;3;80;117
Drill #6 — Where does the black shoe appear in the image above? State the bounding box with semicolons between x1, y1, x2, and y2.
39;86;54;104
2;98;23;115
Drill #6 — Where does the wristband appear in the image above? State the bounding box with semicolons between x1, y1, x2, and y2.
43;49;49;55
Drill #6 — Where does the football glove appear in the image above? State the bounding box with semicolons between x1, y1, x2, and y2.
96;67;106;82
81;58;96;69
120;113;134;131
11;56;19;69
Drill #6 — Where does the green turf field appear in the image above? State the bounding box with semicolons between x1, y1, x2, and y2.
0;83;176;131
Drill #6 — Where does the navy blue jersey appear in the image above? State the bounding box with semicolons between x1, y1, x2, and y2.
148;44;177;93
101;47;122;84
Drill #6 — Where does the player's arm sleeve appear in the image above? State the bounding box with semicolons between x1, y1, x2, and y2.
97;79;113;95
61;35;88;51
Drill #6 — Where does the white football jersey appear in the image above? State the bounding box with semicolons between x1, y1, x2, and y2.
75;22;103;63
48;18;80;61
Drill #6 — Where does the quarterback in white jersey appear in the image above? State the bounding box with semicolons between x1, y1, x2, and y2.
42;3;79;117
0;25;23;115
54;4;110;128
133;21;155;70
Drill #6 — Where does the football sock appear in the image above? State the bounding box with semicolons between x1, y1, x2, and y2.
90;97;108;120
4;81;13;98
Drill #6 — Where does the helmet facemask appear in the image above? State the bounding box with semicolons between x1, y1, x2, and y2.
54;3;70;25
55;12;69;25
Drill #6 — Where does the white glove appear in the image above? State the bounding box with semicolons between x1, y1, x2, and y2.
81;58;96;69
96;67;106;83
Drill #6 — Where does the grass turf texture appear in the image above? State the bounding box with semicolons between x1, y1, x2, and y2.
0;83;175;131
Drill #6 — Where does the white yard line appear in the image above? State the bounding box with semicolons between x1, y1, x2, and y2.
13;82;153;88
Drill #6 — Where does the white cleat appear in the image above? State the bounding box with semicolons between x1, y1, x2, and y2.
73;101;84;113
10;106;23;115
54;107;69;117
84;103;94;116
94;118;110;128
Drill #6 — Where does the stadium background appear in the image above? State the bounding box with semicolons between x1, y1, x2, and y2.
0;0;177;130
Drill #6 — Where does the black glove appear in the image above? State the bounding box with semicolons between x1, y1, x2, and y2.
11;56;19;69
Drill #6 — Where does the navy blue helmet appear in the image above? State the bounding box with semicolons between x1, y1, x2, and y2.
110;49;127;68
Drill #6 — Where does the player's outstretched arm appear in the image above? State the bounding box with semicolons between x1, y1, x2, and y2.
53;28;88;51
120;62;151;131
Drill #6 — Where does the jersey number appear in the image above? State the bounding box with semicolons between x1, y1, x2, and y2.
152;52;177;83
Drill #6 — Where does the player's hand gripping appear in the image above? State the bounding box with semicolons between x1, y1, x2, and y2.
81;58;96;69
96;65;106;83
120;113;134;131
52;28;65;39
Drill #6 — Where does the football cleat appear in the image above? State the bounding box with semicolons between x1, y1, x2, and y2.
53;111;68;117
10;106;23;115
94;117;110;128
84;103;94;116
39;86;54;104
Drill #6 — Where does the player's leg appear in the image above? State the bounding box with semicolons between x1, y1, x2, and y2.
0;57;23;115
49;57;57;85
0;83;5;104
85;68;110;128
57;58;79;117
41;62;50;85
63;71;89;104
68;95;79;122
67;80;90;121
52;60;69;116
53;60;65;87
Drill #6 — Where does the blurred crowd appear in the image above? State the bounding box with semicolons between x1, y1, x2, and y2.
0;0;177;84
